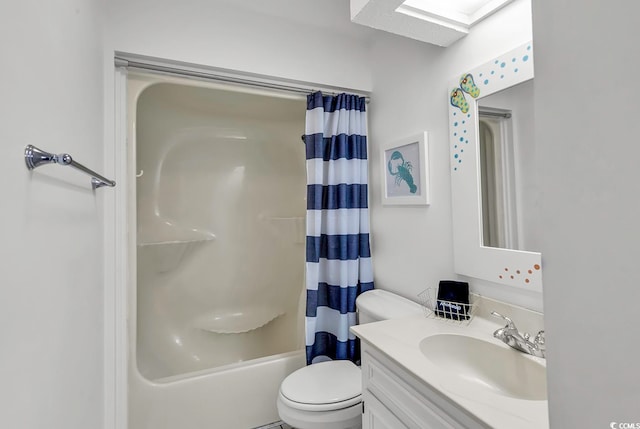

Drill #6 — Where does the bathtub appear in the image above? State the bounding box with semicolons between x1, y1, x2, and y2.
127;72;307;428
129;351;305;428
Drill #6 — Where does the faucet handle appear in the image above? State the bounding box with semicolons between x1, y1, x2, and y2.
491;311;517;330
534;330;545;345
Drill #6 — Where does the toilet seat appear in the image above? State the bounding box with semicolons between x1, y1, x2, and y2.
279;360;362;412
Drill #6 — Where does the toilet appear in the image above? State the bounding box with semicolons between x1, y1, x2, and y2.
277;289;423;429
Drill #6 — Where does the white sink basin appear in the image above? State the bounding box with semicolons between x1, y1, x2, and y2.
419;334;547;401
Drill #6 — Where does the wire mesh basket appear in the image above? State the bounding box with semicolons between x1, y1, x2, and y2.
417;288;476;325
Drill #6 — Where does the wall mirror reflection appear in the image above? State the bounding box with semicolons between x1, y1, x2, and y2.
477;80;539;252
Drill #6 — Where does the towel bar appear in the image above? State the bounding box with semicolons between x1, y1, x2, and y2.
24;145;116;189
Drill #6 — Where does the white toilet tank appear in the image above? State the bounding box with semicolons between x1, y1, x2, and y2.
355;289;423;325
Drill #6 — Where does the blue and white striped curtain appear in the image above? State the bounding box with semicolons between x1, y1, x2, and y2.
304;92;374;365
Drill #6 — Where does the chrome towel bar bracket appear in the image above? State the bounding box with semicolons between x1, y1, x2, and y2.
24;145;116;189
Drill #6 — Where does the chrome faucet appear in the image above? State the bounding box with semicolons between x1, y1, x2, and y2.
491;311;545;358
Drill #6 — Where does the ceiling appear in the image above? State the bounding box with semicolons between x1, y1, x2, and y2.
213;0;515;47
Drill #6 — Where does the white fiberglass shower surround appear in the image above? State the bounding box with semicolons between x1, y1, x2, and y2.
124;69;311;428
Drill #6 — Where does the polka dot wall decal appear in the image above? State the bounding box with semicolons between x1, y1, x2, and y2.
525;279;530;283
528;269;532;274
534;264;540;270
449;42;533;174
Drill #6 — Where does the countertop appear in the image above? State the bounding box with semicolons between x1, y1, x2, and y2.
351;313;549;429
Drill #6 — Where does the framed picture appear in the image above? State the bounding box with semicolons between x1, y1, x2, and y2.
381;132;430;206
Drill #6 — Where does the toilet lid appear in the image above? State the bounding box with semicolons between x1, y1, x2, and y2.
280;360;362;406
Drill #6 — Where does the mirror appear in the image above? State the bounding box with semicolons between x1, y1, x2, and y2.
448;41;542;292
477;80;538;251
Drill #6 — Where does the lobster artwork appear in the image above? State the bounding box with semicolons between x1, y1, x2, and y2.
387;150;417;194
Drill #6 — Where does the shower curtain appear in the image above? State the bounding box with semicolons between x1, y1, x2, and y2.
304;91;374;365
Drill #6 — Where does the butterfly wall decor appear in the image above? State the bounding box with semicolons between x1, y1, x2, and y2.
450;73;481;113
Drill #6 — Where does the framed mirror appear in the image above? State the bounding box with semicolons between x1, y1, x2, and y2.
448;41;542;292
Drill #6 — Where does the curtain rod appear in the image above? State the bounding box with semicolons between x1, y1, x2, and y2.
479;110;512;119
114;56;371;101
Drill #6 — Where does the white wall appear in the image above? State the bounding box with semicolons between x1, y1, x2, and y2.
106;0;374;92
368;0;543;311
533;0;640;425
0;1;105;429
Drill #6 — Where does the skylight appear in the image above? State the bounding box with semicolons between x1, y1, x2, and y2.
397;0;514;29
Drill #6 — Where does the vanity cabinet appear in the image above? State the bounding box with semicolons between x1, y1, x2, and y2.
362;394;407;429
361;343;487;429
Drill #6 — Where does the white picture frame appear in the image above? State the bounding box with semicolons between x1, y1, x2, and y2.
381;132;430;206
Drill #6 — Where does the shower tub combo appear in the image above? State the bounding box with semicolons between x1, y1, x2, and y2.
126;72;307;428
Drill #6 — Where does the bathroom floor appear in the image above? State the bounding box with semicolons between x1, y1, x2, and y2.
253;421;292;429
